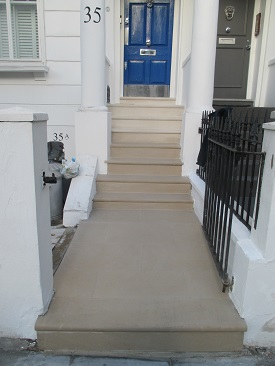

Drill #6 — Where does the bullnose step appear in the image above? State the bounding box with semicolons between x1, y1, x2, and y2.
107;158;183;176
110;143;181;159
109;105;183;120
107;158;183;166
112;128;181;133
96;174;191;194
93;192;193;210
112;130;180;144
112;118;182;132
118;96;177;106
97;174;190;184
111;142;180;149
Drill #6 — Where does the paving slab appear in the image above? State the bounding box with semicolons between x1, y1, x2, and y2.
1;351;275;366
1;339;275;366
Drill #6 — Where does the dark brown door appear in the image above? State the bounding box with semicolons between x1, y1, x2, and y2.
214;0;255;99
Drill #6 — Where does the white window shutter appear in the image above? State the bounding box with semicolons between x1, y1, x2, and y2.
0;4;9;58
11;4;39;59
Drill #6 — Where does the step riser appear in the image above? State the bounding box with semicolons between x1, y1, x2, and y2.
97;182;191;194
109;107;183;120
108;164;182;176
112;119;181;130
112;132;180;144
37;331;244;353
110;147;180;159
93;201;193;210
118;97;177;106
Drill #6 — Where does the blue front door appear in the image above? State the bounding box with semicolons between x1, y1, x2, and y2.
124;0;174;87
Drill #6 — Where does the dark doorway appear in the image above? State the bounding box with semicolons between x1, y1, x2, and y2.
214;0;255;99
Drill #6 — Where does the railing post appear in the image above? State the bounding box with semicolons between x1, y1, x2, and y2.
251;120;275;259
0;107;53;339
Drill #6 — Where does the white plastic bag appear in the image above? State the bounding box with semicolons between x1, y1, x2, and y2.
61;157;80;179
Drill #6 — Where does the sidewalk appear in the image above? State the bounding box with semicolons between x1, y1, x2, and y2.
1;339;275;366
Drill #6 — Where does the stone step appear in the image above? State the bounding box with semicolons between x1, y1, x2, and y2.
112;117;181;131
118;96;177;106
107;158;183;176
37;328;245;353
96;174;191;194
110;143;181;159
112;131;181;144
109;105;183;120
93;192;193;210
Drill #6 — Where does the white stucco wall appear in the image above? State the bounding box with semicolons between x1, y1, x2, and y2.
0;0;81;160
254;0;275;107
247;0;266;102
0;0;122;159
0;108;53;339
176;1;193;106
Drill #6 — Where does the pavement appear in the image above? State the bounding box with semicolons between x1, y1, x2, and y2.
1;338;275;366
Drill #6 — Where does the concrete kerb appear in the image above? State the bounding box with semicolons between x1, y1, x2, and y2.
1;338;275;366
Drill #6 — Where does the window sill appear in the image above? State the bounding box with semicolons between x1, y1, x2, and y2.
0;64;49;80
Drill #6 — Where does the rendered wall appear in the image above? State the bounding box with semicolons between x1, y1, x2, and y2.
0;0;81;160
0;0;119;161
254;0;275;106
0;108;53;339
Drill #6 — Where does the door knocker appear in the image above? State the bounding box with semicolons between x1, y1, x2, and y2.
224;6;235;21
147;0;154;8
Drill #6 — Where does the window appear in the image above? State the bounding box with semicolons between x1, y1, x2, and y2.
0;0;39;60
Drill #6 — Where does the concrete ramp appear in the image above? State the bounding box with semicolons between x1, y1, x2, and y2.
36;209;246;354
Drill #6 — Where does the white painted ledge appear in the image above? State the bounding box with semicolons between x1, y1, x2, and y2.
0;106;48;122
63;155;98;227
263;120;275;129
0;63;48;80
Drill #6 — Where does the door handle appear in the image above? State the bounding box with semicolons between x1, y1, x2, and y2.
146;39;151;47
246;40;251;50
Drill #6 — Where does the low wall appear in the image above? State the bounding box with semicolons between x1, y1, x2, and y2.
0;108;53;339
190;172;275;347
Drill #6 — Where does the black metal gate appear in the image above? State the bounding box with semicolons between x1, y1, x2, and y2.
197;108;272;291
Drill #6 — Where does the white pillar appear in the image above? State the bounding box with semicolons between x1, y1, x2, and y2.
76;0;111;174
81;0;106;108
181;0;219;175
188;0;219;112
251;121;275;260
0;107;53;339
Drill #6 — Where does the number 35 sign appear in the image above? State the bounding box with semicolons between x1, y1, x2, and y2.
83;2;102;24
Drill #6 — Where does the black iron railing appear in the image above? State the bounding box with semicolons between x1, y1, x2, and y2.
197;108;273;230
197;107;273;287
